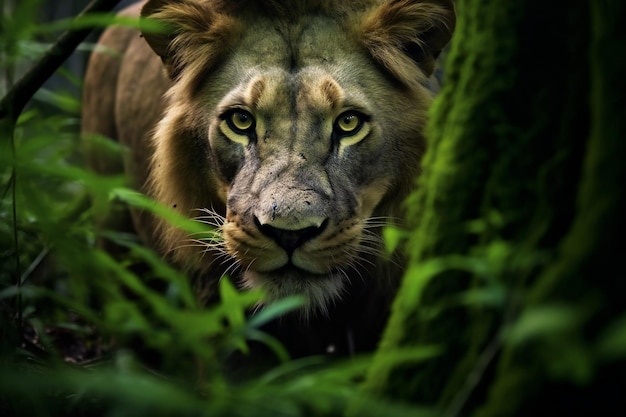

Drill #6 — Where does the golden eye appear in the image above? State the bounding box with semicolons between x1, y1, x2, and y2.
227;110;255;133
335;112;363;135
332;110;371;155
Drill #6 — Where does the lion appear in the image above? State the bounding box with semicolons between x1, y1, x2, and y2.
82;0;455;358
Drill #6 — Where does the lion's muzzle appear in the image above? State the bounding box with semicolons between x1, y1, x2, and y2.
255;217;328;256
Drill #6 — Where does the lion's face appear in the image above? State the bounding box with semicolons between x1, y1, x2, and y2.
141;0;455;312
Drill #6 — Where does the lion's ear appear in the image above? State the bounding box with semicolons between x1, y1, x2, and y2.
140;0;239;80
140;0;177;60
357;0;456;86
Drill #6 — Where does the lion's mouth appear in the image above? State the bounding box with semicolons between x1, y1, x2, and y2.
264;263;332;280
240;266;348;313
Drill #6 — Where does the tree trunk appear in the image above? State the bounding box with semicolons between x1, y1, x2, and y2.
364;0;625;415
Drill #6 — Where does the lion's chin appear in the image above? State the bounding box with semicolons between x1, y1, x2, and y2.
240;266;347;316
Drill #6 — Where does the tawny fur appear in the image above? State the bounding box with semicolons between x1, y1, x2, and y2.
82;0;455;357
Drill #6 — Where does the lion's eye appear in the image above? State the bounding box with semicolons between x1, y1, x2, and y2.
335;112;363;135
226;110;255;134
332;110;371;156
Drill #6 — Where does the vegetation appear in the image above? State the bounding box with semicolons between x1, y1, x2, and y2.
1;0;625;416
366;0;626;415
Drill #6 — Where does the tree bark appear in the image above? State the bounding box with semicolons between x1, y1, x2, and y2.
365;0;625;414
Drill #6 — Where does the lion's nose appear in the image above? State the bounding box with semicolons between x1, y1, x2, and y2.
255;217;327;256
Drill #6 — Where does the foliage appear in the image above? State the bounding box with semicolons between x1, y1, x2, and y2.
364;0;626;415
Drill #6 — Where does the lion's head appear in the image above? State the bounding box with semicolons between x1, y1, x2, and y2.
137;0;455;314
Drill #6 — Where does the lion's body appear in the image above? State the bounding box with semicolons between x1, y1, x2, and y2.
82;0;454;358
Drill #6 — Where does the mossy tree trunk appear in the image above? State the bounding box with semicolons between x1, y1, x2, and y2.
365;0;625;415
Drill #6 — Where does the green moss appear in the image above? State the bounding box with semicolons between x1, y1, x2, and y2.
364;0;615;413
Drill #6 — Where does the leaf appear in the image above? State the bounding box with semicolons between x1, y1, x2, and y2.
220;277;247;330
35;14;167;34
111;187;217;236
114;239;197;309
596;314;626;361
246;295;307;329
457;285;506;308
383;225;409;254
33;88;81;114
245;328;291;363
506;304;580;346
16;108;38;125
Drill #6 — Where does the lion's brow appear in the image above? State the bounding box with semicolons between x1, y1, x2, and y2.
319;78;343;109
248;78;266;108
